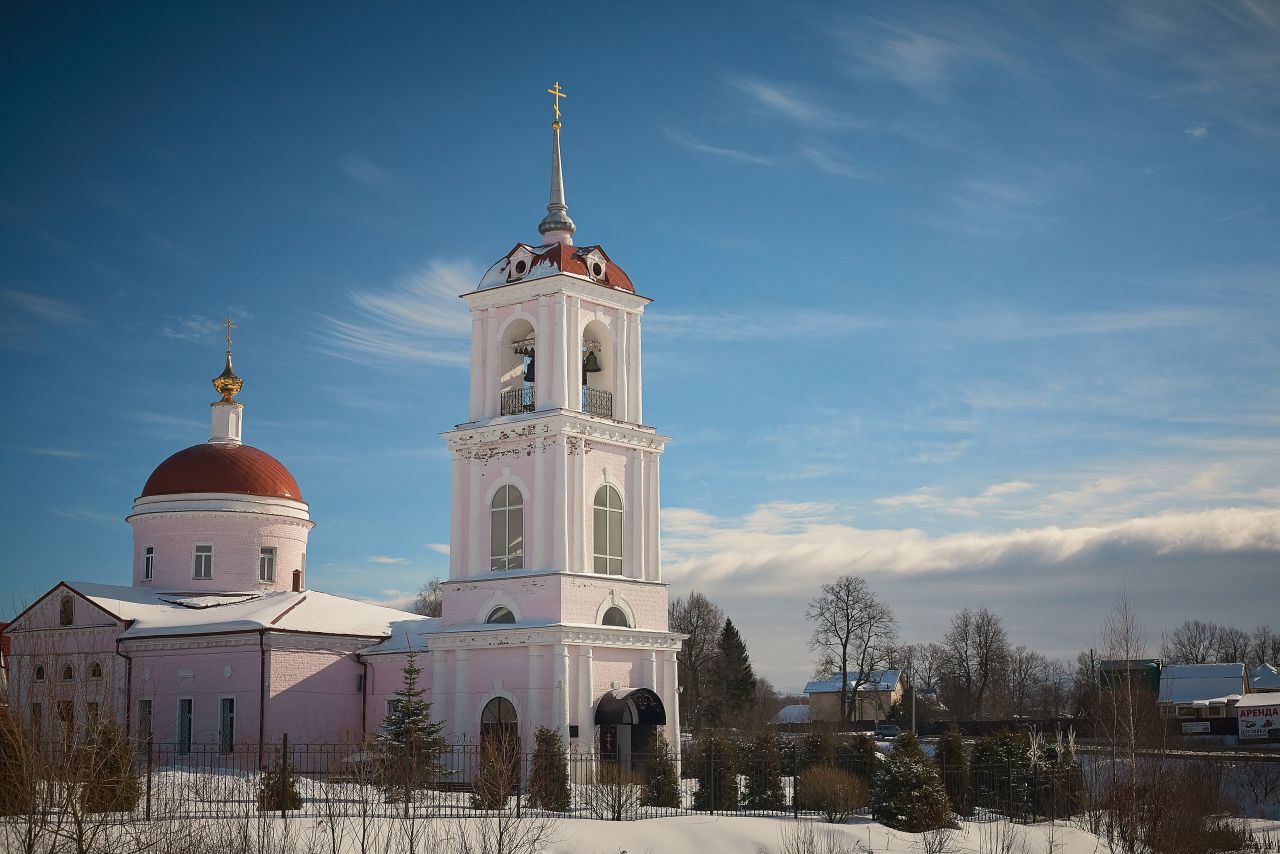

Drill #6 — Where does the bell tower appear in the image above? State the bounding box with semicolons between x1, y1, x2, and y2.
439;88;669;631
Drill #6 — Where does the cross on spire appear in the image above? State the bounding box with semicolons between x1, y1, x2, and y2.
547;81;567;127
224;317;236;355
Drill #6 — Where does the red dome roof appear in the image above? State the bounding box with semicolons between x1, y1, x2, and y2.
141;443;304;501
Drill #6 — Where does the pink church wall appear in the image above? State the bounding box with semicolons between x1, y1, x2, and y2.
441;573;668;631
131;643;264;747
131;512;310;592
263;643;365;744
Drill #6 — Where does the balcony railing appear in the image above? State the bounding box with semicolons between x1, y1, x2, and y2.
500;384;535;416
582;386;613;418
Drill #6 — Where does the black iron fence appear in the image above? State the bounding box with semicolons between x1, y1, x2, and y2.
581;386;612;418
6;739;1092;824
499;384;535;415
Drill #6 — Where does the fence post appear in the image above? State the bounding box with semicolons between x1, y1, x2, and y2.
791;744;799;819
709;744;715;816
280;733;289;820
145;740;153;821
515;749;523;819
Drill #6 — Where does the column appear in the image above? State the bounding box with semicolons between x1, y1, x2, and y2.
613;308;627;421
527;646;543;742
483;307;499;418
665;650;681;773
551;293;568;410
578;646;594;767
432;649;450;743
552;438;567;571
467;459;482;578
571;441;585;573
532;436;546;569
647;451;661;581
628;311;642;423
644;649;658;691
568;296;582;412
469;314;484;421
453;648;470;745
627;449;644;581
536;297;550;412
552;642;569;742
449;456;464;578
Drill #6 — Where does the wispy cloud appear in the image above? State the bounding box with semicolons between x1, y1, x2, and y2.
342;155;389;186
426;544;450;556
1185;123;1210;140
161;315;222;342
367;556;408;565
2;289;85;325
797;145;871;180
720;72;851;128
15;447;92;459
321;259;474;366
662;127;773;166
647;308;881;341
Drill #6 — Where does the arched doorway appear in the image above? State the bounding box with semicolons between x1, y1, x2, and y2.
480;696;519;753
594;688;665;770
479;697;520;795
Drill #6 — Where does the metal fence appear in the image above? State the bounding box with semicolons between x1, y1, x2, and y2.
18;740;1089;823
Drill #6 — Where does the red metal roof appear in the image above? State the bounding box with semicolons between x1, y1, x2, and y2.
518;243;635;293
141;443;303;501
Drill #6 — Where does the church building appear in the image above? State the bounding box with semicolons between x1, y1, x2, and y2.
3;92;683;767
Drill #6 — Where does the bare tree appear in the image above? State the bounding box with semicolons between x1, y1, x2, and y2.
411;579;444;618
942;607;1009;720
1250;625;1278;667
1214;626;1252;664
804;575;898;725
1159;619;1220;664
1007;646;1047;717
668;592;724;732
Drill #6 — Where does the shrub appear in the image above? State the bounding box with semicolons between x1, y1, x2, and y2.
833;733;878;783
691;731;739;812
795;765;867;823
794;732;833;772
934;725;971;817
526;727;569;812
641;731;680;809
471;734;519;810
583;764;645;821
741;732;786;811
80;721;141;813
0;709;35;816
870;732;951;832
258;749;303;812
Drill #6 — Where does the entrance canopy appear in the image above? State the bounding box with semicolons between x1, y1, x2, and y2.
594;687;665;726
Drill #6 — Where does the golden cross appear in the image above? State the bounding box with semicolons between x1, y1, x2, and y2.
547;81;567;125
224;317;236;353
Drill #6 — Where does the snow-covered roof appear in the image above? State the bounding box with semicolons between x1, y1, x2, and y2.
804;670;901;694
1250;663;1280;691
770;704;810;725
63;581;434;641
1237;691;1280;709
1157;663;1245;705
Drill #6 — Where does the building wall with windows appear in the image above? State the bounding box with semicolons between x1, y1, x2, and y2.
129;509;310;592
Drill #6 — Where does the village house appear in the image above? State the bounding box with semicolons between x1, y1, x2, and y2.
803;671;902;725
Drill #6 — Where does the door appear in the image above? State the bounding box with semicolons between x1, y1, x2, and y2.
219;698;235;753
178;698;193;754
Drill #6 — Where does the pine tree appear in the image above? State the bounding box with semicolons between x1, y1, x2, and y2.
527;727;570;812
869;732;951;832
709;619;757;726
741;732;786;811
379;650;448;793
641;731;680;808
258;747;303;812
934;724;972;816
691;731;739;811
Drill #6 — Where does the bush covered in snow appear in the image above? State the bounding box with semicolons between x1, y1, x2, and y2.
869;732;951;832
833;734;878;784
258;750;303;812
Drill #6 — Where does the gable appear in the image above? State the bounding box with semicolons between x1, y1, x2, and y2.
4;582;129;633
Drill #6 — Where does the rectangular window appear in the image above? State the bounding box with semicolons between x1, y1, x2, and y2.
143;546;155;581
219;698;235;753
193;545;213;580
177;698;193;754
258;547;276;583
386;698;402;721
56;700;74;743
138;699;153;743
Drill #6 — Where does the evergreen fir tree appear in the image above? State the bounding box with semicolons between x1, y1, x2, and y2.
258;747;303;812
641;731;680;808
869;732;951;832
526;727;570;812
934;724;972;816
709;619;756;726
691;731;739;811
834;733;878;784
379;650;448;793
741;732;786;811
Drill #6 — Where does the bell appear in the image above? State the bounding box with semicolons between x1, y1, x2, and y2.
583;350;602;374
523;354;535;383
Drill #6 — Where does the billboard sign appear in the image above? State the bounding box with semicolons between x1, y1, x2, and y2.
1181;721;1210;734
1239;703;1280;741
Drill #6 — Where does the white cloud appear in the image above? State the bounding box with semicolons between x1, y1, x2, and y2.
367;556;408;565
161;315;222;341
16;447;92;459
342;155;389;186
1185;123;1210;140
721;73;850;128
797;145;871;180
321;259;475;366
2;289;85;325
662;127;773;166
427;543;450;556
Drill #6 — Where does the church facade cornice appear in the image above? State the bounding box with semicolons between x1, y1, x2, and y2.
443;411;668;458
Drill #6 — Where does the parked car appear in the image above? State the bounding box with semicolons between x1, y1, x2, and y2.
874;723;902;739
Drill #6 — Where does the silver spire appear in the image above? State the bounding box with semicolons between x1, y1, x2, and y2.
538;82;575;244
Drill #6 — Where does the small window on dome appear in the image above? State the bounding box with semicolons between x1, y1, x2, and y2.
592;261;603;278
259;547;276;583
193;545;213;580
485;606;516;625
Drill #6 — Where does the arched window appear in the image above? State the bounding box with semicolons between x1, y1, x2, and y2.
34;665;45;682
602;606;630;628
480;696;520;766
59;594;74;626
62;664;73;682
90;662;103;679
593;485;623;575
490;484;524;571
485;606;516;625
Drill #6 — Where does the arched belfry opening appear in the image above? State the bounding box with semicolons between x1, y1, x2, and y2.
595;688;665;769
581;319;613;418
500;318;536;415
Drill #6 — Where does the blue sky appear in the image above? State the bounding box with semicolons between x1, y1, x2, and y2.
3;1;1278;689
